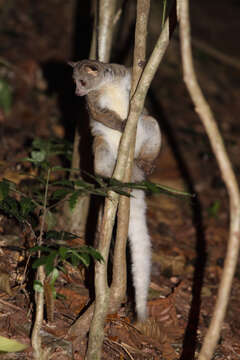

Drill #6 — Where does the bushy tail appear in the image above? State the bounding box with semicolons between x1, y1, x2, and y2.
128;189;151;321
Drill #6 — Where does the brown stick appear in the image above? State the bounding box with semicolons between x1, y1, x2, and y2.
178;1;240;359
131;0;150;96
31;169;50;359
109;195;129;310
110;0;150;317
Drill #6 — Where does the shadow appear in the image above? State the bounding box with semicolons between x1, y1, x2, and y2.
72;1;92;60
148;89;207;359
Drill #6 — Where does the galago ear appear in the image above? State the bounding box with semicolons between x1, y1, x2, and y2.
68;61;76;68
85;65;98;77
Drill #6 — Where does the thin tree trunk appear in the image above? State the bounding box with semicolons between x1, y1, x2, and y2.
98;0;117;62
110;0;150;316
85;1;119;358
178;1;240;359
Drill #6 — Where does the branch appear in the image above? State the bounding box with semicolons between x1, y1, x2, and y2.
31;169;50;359
178;1;240;359
85;1;119;359
98;0;117;62
131;0;150;95
110;0;150;317
89;0;98;60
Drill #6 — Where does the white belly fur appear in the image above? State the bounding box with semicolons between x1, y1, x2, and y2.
99;78;129;119
92;74;144;160
91;117;144;161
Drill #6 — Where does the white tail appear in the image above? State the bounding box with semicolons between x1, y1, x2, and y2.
128;189;151;321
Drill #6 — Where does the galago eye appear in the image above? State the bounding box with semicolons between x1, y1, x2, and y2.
79;80;86;87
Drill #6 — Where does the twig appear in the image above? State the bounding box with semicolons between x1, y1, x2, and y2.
0;298;25;312
178;1;240;359
104;338;135;360
31;169;50;359
70;124;81;181
113;8;122;26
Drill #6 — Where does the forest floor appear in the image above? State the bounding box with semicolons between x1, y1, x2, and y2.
0;1;240;359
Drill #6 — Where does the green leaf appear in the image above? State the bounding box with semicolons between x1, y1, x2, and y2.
32;138;47;150
52;179;74;188
31;150;46;163
89;189;108;197
207;200;220;218
79;246;104;262
51;166;78;172
32;138;73;161
32;255;50;269
57;265;66;274
108;178;122;186
45;210;56;231
140;181;193;197
68;247;102;267
0;78;12;115
45;230;78;241
0;181;9;200
51;188;72;200
0;196;23;222
111;188;130;197
161;0;167;28
73;252;90;267
70;252;81;267
29;245;51;253
56;292;66;300
74;179;94;189
156;183;193;197
59;246;68;260
2;179;17;191
45;250;58;275
19;197;36;217
68;190;82;211
51;286;57;299
49;268;59;286
45;230;61;240
0;335;28;352
33;280;43;293
32;251;58;275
